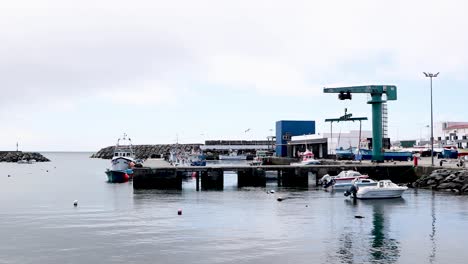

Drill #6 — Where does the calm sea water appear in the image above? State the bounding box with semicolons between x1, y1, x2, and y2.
1;152;468;264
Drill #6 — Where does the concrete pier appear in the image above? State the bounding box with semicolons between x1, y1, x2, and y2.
133;168;183;190
132;163;421;190
238;168;266;187
201;169;224;190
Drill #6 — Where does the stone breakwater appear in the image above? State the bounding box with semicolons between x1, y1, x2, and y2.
0;151;50;162
413;168;468;194
91;144;202;159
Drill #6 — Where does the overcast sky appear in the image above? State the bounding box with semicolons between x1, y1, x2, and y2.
1;0;467;151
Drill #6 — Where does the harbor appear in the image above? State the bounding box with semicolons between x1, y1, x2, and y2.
2;152;468;264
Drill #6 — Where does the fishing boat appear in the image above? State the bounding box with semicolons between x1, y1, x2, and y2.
105;134;136;183
345;180;408;199
358;149;413;161
336;147;356;160
190;153;207;166
291;149;321;165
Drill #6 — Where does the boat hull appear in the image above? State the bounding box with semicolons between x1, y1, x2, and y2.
106;170;133;183
356;188;407;199
333;182;377;191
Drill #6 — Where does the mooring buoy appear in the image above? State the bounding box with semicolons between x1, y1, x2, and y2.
73;200;78;207
178;209;182;215
355;215;364;219
277;197;284;202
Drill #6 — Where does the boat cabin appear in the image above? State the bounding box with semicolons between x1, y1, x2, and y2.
114;152;133;157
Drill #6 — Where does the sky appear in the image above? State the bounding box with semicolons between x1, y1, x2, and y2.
1;0;467;151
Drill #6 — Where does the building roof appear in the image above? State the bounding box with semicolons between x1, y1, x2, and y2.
444;122;468;130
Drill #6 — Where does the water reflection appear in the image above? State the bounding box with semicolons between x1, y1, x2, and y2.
429;191;437;263
370;200;400;263
337;199;404;263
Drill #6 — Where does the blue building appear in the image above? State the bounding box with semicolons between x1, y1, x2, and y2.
276;120;316;157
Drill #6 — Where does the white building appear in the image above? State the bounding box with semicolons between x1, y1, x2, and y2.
434;122;468;148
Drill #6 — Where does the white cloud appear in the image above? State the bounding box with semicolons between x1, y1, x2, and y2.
206;54;318;95
105;80;178;106
1;0;468;149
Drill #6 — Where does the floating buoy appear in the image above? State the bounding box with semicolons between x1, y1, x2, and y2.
7;175;11;177
277;197;284;202
305;205;309;207
270;190;275;194
46;170;49;173
73;200;78;207
178;209;182;215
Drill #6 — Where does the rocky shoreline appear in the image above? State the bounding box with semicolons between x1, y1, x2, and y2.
0;151;50;162
91;144;202;160
413;168;468;194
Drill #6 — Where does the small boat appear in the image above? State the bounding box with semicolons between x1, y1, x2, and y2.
291;149;321;165
219;150;247;160
336;147;356;160
346;180;408;199
190;154;207;166
249;150;274;166
320;170;369;186
105;134;136;183
333;177;377;191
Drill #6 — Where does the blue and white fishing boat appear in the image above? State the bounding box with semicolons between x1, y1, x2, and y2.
190;153;206;166
105;134;136;183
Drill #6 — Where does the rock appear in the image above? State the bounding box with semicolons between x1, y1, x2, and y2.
461;184;468;194
442;174;457;183
453;176;466;184
0;151;49;163
434;175;446;182
91;144;203;159
426;179;437;186
436;182;463;190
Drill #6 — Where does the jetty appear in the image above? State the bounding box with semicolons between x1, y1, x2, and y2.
132;160;436;190
0;151;49;163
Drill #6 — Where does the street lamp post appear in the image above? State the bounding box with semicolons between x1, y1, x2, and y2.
423;72;439;166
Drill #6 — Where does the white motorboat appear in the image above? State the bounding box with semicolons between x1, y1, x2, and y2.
351;180;408;199
333;177;377;191
320;170;369;186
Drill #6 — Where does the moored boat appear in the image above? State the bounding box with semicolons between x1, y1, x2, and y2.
333;177;377;191
320;170;369;187
346;180;408;199
105;134;136;183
